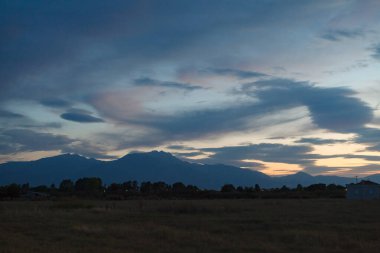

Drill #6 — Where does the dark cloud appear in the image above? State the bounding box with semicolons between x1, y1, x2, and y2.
242;79;373;132
343;154;380;162
61;112;104;123
19;122;62;129
166;145;197;151
199;143;318;166
371;44;380;60
0;110;62;130
367;143;380;152
172;151;205;158
40;99;71;108
202;68;268;79
321;29;364;41
354;127;380;144
125;104;263;140
134;77;202;91
0;110;24;118
0;129;74;154
0;1;337;102
0;128;114;159
352;127;380;153
304;164;380;176
295;138;348;145
116;78;373;142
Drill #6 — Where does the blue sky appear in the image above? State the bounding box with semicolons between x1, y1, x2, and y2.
1;0;380;176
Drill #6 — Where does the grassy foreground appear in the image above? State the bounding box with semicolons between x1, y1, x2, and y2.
1;199;380;253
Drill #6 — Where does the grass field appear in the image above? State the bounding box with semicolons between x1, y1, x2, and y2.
1;199;380;253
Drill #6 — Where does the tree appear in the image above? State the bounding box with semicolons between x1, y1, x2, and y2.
32;185;50;193
306;183;326;192
7;184;21;199
152;182;170;195
327;184;338;191
185;185;199;194
172;182;186;194
280;185;290;192
140;181;152;194
107;183;123;194
254;184;261;192
75;177;103;196
122;181;139;193
221;184;235;193
21;183;30;194
59;179;74;193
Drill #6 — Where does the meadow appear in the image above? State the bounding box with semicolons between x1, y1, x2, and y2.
0;199;379;253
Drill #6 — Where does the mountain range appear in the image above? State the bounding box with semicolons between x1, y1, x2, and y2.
0;151;372;189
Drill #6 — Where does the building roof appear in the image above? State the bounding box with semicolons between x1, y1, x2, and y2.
349;180;379;186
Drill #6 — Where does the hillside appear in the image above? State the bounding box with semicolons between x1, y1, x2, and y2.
0;151;362;188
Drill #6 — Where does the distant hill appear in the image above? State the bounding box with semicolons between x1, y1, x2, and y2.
0;151;365;188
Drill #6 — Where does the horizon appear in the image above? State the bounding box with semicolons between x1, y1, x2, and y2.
1;1;380;177
0;149;375;180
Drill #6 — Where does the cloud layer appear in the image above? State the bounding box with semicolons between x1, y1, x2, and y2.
1;1;380;176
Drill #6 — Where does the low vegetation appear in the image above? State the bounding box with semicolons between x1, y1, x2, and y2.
1;199;380;253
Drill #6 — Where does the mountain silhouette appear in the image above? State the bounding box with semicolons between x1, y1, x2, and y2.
0;151;365;188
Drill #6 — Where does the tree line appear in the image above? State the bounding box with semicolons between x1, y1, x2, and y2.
0;177;346;200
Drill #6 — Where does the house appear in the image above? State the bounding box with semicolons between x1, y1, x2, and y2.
21;191;50;200
346;180;380;200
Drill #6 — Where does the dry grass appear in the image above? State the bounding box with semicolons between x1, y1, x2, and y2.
1;199;380;253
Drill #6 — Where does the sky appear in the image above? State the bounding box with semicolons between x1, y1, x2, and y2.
1;0;380;177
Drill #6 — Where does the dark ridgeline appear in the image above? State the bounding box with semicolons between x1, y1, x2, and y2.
0;150;368;191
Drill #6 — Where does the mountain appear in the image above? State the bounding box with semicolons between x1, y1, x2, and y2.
0;154;102;186
0;151;363;188
80;151;273;189
273;172;355;188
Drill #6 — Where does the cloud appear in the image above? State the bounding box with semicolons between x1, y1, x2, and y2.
0;109;62;130
120;78;373;141
0;129;74;154
241;79;373;132
202;68;268;79
321;29;364;41
60;112;104;123
134;77;203;91
367;143;380;152
0;1;342;103
0;110;24;118
354;127;380;143
353;127;380;153
199;143;318;166
342;154;380;162
166;145;197;151
60;142;117;160
295;138;348;145
371;44;380;60
0;128;115;160
19;122;62;129
172;151;205;158
40;99;71;108
304;164;380;177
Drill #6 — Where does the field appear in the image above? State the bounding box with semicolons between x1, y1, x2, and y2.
1;199;380;253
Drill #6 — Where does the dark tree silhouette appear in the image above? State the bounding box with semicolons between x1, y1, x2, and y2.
254;184;261;192
221;184;235;193
59;179;74;193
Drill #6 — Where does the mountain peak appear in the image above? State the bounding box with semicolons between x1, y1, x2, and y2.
294;171;312;176
35;153;96;163
121;150;176;160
